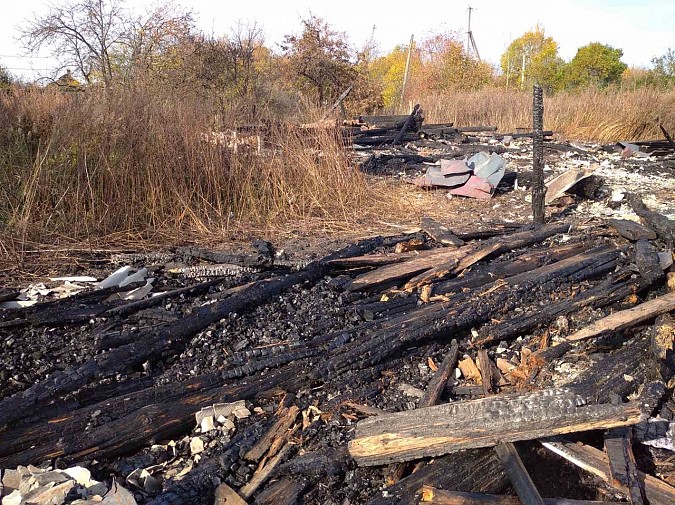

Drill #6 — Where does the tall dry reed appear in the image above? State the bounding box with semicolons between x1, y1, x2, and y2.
0;84;375;245
417;87;675;142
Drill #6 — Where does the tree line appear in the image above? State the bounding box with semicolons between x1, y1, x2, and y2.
2;0;674;114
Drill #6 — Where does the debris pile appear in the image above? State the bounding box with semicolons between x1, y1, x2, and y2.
2;192;675;504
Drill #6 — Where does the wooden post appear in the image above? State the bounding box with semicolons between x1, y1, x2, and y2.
400;35;414;109
532;84;546;224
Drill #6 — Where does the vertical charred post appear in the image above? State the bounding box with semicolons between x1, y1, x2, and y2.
532;84;546;224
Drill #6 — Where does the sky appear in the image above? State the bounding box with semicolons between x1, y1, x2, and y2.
1;0;673;80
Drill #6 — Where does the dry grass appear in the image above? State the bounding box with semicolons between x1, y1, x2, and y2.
0;85;395;252
2;83;675;265
417;87;675;142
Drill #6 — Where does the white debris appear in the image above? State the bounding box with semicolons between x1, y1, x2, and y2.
97;266;134;289
119;268;148;288
200;415;215;433
123;279;154;301
190;437;204;455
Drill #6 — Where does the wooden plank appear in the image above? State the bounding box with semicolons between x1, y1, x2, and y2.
405;242;502;290
566;292;675;342
240;442;295;499
244;405;299;462
541;439;675;505
349;388;644;466
214;482;248;505
494;443;544;505
608;219;657;241
347;223;569;291
604;427;645;504
419;486;625;505
421;217;465;247
420;341;460;407
627;193;675;245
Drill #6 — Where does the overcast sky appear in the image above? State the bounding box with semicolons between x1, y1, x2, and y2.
2;0;673;80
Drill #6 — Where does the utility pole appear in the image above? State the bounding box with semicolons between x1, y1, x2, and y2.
466;5;481;61
400;34;414;109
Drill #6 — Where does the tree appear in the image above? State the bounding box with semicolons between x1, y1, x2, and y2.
21;0;126;86
565;43;627;88
0;65;12;88
119;2;194;82
500;25;564;92
418;31;494;93
652;48;675;82
20;0;194;86
186;24;267;106
281;16;356;105
370;45;420;107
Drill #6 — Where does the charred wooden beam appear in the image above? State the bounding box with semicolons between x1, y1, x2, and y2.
433;243;586;296
419;487;625;505
532;85;546;224
349;388;644;466
474;269;638;347
365;449;507;505
392;104;422;146
541;438;675;505
608;219;657;241
0;236;392;428
626;194;675;246
494;443;544;505
566;292;675;342
347;223;570;291
604;427;646;505
659;124;675;152
421;217;465;247
254;477;306;505
326;246;622;378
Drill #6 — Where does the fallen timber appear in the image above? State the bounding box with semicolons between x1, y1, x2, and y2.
0;235;404;429
2;214;675;504
348;388;645;466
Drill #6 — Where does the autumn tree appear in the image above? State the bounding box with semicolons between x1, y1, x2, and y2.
281;16;356;105
21;0;127;86
565;43;627;87
119;3;194;82
418;32;493;93
370;44;421;107
20;0;195;86
186;24;268;107
500;25;564;92
652;48;675;84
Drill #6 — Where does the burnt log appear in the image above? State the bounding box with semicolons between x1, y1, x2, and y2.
566;292;675;342
348;388;644;466
604;427;646;504
420;217;465;247
474;269;638;347
626;194;675;246
0;236;392;428
541;439;675;505
365;449;506;505
608;219;657;241
347;223;570;291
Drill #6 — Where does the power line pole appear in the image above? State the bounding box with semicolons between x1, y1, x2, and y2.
466;6;481;61
400;34;414;109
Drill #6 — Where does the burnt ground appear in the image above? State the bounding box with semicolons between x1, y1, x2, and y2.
0;136;674;504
